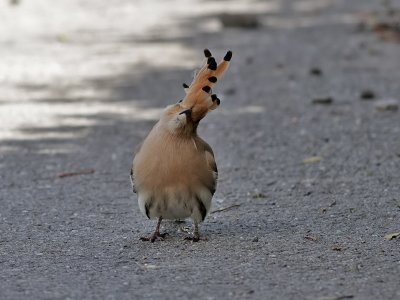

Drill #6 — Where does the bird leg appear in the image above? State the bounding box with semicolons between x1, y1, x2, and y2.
140;217;168;242
184;223;208;242
193;224;201;242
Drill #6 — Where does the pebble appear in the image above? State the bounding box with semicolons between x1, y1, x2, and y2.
310;68;322;76
312;97;333;104
218;13;261;28
360;89;375;100
374;99;399;111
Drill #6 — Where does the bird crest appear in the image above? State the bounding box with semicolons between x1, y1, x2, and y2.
179;49;232;122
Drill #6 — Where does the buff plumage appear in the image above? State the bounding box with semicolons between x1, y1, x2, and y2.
131;49;232;242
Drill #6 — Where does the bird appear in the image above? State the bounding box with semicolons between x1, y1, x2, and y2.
130;49;232;242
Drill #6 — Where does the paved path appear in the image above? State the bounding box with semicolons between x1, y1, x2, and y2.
1;0;399;299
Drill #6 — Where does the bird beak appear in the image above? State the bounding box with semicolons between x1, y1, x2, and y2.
179;108;192;115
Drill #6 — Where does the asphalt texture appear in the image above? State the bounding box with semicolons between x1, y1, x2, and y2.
1;0;399;299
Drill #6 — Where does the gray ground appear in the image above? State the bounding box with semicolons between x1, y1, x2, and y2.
1;0;399;299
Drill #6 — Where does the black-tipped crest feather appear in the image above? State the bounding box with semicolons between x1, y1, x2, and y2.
202;86;211;93
224;51;232;61
208;76;217;83
204;49;212;57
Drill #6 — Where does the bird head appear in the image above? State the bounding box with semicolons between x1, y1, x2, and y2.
161;49;232;135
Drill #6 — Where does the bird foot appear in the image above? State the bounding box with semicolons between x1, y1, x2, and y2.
184;234;208;242
174;219;186;224
140;232;168;243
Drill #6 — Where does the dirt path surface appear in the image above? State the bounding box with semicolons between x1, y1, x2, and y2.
1;0;399;299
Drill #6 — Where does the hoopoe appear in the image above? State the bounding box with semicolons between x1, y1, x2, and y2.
131;49;232;242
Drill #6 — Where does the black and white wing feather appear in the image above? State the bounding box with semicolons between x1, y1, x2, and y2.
130;167;136;194
130;144;143;194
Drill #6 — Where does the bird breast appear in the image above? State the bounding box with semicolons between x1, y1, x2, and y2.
133;127;214;194
133;127;215;221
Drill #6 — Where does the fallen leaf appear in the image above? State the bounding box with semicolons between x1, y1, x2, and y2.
252;192;266;199
384;232;400;240
358;10;400;43
303;156;322;164
143;263;157;269
304;235;318;242
374;99;399;111
373;22;400;43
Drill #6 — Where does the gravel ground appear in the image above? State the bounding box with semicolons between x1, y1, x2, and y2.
1;0;399;299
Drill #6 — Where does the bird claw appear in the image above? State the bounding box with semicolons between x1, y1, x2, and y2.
184;236;199;242
184;235;208;242
140;232;168;243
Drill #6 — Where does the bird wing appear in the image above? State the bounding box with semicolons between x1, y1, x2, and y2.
197;138;218;195
204;144;218;176
130;167;136;194
130;143;143;194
